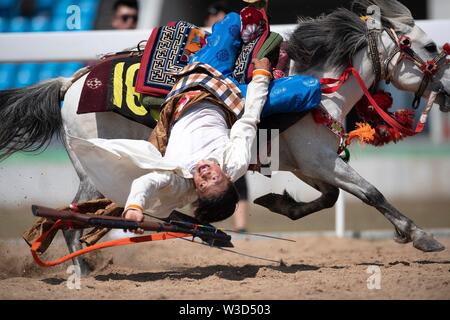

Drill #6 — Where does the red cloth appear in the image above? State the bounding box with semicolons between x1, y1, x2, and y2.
77;59;112;114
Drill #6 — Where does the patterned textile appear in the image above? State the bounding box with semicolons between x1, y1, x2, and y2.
149;91;226;156
135;21;207;96
78;58;112;114
232;7;270;84
149;62;245;156
233;38;259;84
166;62;244;117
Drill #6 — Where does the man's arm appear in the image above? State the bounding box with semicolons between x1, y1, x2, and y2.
123;171;175;226
224;58;272;181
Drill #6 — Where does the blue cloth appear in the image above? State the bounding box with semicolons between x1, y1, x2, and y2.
189;12;241;78
189;12;322;118
238;75;322;118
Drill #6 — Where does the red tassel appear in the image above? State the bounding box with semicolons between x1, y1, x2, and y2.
353;90;416;147
355;90;393;122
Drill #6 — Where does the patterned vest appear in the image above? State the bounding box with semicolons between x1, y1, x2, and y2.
149;63;245;155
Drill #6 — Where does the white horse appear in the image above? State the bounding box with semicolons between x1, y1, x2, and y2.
0;0;449;274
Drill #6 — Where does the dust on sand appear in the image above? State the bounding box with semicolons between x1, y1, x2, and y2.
1;236;449;300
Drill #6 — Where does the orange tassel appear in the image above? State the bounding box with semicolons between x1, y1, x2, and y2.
346;123;376;145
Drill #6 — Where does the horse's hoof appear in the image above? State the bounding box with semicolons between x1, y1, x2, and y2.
412;232;446;252
254;193;279;211
394;228;412;244
394;235;412;244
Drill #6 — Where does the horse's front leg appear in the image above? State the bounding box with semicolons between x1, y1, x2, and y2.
254;172;340;220
320;156;445;252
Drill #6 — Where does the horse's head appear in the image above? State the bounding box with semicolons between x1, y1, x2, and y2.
352;0;450;112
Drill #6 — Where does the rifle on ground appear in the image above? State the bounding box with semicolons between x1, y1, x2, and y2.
29;205;233;268
32;205;231;243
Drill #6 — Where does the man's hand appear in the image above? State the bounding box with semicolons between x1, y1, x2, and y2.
124;208;144;234
252;57;271;72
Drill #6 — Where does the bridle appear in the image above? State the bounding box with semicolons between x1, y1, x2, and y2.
366;25;450;109
316;18;449;154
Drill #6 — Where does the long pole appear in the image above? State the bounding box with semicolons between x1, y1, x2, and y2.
335;191;345;238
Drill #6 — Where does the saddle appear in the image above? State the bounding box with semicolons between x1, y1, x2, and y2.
76;15;284;130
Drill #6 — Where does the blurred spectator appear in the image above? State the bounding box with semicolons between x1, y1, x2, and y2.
233;176;249;232
204;1;230;27
20;0;35;18
112;0;139;30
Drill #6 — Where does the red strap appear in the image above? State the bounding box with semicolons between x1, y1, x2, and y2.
31;220;190;267
348;67;417;136
321;66;419;136
320;67;353;94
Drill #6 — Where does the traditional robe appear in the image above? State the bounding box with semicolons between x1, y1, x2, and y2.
68;73;270;217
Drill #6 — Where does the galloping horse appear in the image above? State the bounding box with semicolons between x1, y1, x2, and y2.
1;0;449;274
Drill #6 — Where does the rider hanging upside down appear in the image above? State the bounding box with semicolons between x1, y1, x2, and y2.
124;57;273;227
69;9;321;227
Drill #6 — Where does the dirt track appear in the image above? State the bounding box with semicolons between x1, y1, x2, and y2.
1;235;449;300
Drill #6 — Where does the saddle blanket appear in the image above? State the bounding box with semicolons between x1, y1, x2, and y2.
135;21;207;96
77;54;159;129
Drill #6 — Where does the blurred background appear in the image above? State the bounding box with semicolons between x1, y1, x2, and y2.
0;0;449;239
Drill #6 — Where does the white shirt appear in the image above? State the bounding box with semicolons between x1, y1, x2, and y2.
68;73;270;217
164;102;229;174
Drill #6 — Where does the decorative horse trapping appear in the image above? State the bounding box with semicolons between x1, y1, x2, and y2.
75;6;321;132
314;22;450;154
136;21;207;96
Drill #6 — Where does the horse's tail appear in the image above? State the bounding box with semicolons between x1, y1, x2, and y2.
0;77;70;160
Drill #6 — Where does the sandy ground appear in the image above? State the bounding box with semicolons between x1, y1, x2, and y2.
2;198;450;237
1;235;449;300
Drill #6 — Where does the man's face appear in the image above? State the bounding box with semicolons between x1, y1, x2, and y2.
193;160;230;198
112;5;138;30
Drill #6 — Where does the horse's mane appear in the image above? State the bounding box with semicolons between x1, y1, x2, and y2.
287;0;414;73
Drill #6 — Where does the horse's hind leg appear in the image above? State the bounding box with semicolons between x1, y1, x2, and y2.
63;142;104;275
254;173;340;220
320;156;445;252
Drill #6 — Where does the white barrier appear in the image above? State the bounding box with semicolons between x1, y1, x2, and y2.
1;21;449;62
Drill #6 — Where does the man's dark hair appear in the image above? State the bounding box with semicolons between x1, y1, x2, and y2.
207;1;230;16
113;0;139;12
194;181;239;223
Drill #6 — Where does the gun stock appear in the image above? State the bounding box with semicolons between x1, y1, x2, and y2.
32;205;163;231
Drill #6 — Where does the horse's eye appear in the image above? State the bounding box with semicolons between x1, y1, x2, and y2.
425;43;438;53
